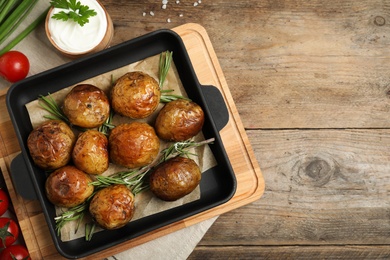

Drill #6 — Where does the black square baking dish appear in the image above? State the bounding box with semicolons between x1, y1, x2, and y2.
6;29;236;258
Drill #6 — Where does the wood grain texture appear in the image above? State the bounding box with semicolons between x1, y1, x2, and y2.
96;0;390;128
189;130;390;258
205;0;390;129
1;0;390;258
191;246;390;259
198;129;390;243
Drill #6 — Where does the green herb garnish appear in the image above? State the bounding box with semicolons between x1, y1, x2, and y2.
38;93;69;123
54;202;88;236
98;109;115;135
89;138;214;190
158;50;190;102
159;50;173;88
50;0;97;27
98;75;116;135
85;222;96;241
160;89;191;103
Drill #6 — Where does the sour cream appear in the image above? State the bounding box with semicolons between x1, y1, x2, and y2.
47;0;108;54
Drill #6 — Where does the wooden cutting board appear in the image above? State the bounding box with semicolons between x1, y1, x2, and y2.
0;23;264;259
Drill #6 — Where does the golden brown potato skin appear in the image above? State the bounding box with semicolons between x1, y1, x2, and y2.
109;122;160;168
89;184;135;230
149;156;201;201
63;84;110;128
45;165;94;208
27;120;76;170
155;99;204;142
72;130;109;175
111;71;160;119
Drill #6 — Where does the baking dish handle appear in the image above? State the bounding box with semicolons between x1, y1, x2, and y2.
201;85;229;131
10;154;37;200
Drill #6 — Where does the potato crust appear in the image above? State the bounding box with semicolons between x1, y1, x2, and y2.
72;130;109;175
63;84;110;128
149;156;201;201
155;99;204;141
27;120;76;170
89;184;135;230
45;165;94;208
109;122;160;168
111;71;160;119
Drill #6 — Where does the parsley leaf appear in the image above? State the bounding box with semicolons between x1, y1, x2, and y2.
50;0;97;27
51;0;69;9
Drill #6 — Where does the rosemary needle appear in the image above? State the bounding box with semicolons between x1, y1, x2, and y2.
38;93;69;123
158;51;190;102
160;89;191;103
159;50;173;88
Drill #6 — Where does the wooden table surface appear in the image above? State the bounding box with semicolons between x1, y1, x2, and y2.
3;0;390;259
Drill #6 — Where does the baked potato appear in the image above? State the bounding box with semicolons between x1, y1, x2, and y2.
63;84;110;128
89;184;135;230
27;120;76;170
149;156;201;201
72;130;109;175
45;165;94;208
111;71;160;119
109;122;160;168
155;99;204;141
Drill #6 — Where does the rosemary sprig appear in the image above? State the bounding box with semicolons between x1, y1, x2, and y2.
85;223;96;241
160;89;191;103
159;50;173;88
90;138;215;191
98;75;116;135
159;138;214;162
38;93;69;123
54;202;88;236
90;168;150;194
97;109;115;135
158;51;190;102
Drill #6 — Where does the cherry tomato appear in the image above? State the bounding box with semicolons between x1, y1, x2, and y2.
0;244;31;260
0;51;30;83
0;189;9;216
0;218;19;248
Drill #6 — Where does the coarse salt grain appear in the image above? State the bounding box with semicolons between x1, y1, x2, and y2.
141;1;205;18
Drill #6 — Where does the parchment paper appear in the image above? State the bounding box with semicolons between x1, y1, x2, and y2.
25;54;217;241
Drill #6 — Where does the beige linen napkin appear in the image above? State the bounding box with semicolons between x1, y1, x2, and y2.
108;217;217;260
